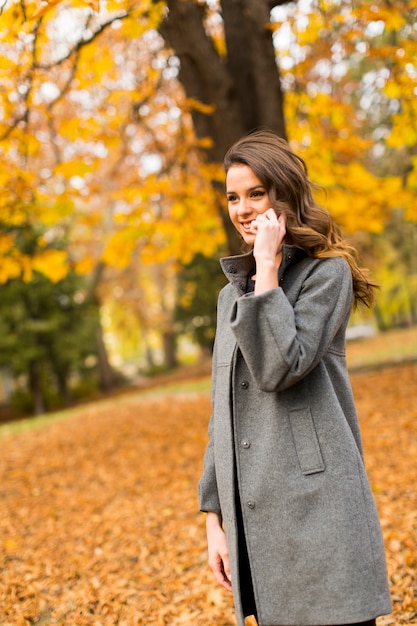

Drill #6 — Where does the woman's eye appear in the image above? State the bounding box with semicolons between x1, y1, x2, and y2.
251;190;265;198
227;194;237;202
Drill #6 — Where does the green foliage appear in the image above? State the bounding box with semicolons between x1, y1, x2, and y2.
175;253;227;351
0;271;101;414
372;213;417;330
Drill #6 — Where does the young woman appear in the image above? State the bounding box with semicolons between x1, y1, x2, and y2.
198;130;392;626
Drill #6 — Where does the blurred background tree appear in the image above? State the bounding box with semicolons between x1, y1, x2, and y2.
0;267;103;415
175;253;227;354
0;0;416;415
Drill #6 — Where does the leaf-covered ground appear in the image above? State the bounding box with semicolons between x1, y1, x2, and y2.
0;363;416;626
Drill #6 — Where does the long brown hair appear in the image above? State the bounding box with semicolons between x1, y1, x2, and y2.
224;129;377;308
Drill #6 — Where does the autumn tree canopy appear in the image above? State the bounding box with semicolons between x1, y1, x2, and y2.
0;0;417;410
1;0;416;273
0;0;224;284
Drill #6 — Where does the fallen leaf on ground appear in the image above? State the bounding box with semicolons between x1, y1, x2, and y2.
0;364;416;625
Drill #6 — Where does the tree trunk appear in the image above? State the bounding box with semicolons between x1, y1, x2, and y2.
157;0;290;254
221;0;287;139
145;343;156;370
87;262;118;391
55;368;73;406
96;323;117;392
162;331;178;369
29;361;45;416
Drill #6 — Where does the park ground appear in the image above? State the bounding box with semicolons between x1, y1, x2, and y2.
0;327;416;626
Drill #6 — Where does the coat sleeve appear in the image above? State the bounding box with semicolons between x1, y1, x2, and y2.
198;413;221;514
198;336;222;515
230;256;353;392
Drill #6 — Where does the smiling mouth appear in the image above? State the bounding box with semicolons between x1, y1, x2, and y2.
241;221;254;231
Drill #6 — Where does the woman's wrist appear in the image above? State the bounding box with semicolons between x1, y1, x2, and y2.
254;262;279;294
206;511;222;529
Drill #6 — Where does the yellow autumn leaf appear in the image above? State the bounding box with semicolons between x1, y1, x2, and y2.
59;117;99;142
37;198;75;225
185;98;216;115
0;233;14;255
4;538;19;552
387;122;417;148
120;18;150;39
54;160;92;179
27;0;61;21
74;256;96;275
105;0;128;9
19;256;33;283
32;250;68;282
212;32;227;57
197;136;214;149
381;8;407;32
384;82;403;99
82;0;100;11
29;0;100;20
0;257;23;284
102;230;143;269
296;13;324;46
0;205;27;226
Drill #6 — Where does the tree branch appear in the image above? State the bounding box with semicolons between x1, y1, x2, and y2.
268;0;295;7
35;13;130;70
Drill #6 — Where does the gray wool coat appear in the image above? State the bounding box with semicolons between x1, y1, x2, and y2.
198;245;392;626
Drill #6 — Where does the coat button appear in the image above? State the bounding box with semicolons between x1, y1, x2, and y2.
240;380;249;389
238;281;246;290
247;500;255;509
229;265;237;274
242;440;250;449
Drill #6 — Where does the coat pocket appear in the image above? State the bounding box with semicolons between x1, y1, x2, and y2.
288;407;325;475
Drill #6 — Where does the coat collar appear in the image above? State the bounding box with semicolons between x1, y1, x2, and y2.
220;245;306;295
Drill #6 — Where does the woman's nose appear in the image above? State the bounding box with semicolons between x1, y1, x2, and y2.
237;198;251;216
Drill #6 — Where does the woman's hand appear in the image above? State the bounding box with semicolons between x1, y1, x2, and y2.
250;209;286;295
251;208;286;266
206;512;232;592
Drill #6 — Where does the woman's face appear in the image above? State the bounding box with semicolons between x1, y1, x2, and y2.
226;164;270;246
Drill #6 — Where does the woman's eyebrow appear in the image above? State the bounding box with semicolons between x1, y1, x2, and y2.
226;184;265;194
